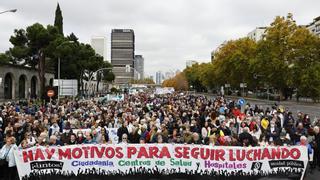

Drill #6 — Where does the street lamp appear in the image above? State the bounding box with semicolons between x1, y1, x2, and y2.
0;9;17;14
125;65;141;81
56;41;74;102
87;67;113;98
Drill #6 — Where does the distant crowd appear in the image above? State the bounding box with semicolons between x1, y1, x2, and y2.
0;91;320;180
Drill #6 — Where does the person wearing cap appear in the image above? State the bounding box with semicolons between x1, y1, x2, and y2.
275;129;291;146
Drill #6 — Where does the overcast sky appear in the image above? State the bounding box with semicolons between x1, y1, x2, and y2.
0;0;319;77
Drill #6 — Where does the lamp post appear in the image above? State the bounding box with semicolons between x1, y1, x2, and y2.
0;9;17;14
87;67;113;98
125;65;141;81
56;41;74;102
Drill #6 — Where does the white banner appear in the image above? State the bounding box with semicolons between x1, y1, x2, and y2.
14;144;308;180
63;128;119;144
155;87;175;95
105;128;118;144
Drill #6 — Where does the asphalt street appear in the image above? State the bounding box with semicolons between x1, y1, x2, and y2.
240;98;320;120
202;94;320;120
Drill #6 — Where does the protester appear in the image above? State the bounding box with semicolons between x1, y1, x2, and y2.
312;126;320;170
0;91;318;175
0;136;18;180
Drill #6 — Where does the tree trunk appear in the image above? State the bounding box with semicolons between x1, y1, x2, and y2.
96;72;100;93
79;70;83;97
38;51;46;100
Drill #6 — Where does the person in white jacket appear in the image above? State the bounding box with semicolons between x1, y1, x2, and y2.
0;136;18;180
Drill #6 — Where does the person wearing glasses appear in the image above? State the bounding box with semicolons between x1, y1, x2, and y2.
120;134;129;144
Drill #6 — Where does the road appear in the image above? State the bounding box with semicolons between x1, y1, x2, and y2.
201;93;320;120
242;97;320;120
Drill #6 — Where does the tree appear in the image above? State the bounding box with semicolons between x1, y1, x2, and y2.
0;53;11;65
252;14;298;99
198;63;215;90
178;13;320;100
288;27;320;101
298;63;320;101
130;78;155;84
96;60;114;91
184;63;208;92
7;23;61;99
162;72;188;91
212;38;257;89
54;3;63;35
8;29;29;65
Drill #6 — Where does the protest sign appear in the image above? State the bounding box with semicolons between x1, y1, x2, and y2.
14;144;308;180
63;128;118;144
155;87;175;95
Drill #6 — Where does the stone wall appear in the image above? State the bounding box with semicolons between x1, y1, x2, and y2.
0;64;55;100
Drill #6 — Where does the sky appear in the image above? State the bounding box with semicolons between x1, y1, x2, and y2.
0;0;319;78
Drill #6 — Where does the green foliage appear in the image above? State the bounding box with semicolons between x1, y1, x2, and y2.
110;87;119;94
252;15;298;94
183;13;320;100
101;61;115;82
162;72;188;91
0;53;11;65
184;63;208;92
54;3;63;35
3;24;112;98
298;63;320;101
131;78;155;84
5;23;62;98
213;38;257;88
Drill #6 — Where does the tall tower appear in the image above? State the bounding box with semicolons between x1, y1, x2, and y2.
134;55;144;80
91;36;106;60
111;29;135;84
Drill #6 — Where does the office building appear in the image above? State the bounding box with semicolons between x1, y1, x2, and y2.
156;71;164;85
111;29;135;84
247;27;267;42
164;70;175;80
134;55;144;80
306;16;320;37
91;36;106;60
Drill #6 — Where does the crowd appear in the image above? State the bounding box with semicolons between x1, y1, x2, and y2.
0;91;320;180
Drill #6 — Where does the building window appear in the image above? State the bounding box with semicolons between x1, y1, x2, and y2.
316;25;320;32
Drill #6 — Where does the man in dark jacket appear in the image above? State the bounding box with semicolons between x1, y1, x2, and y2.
239;127;253;146
218;121;231;136
312;126;320;170
117;121;129;142
266;121;281;142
